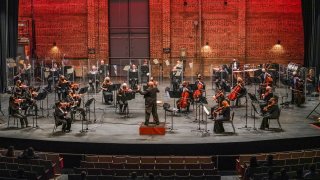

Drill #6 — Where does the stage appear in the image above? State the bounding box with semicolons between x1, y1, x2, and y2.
0;80;319;155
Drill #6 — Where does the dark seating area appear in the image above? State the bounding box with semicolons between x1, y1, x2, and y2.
236;149;320;180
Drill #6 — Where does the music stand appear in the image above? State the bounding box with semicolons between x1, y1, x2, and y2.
78;86;89;94
82;98;95;132
251;103;259;130
168;90;181;108
112;84;121;107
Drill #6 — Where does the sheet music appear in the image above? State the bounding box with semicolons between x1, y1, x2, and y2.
113;65;117;76
67;68;74;74
165;60;170;66
175;71;181;77
153;59;159;64
189;62;193;68
203;106;209;115
123;65;130;71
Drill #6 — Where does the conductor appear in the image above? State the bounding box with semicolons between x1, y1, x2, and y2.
138;81;160;126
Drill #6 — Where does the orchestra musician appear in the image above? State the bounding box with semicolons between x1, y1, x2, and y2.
56;75;69;101
306;69;315;95
21;60;32;85
54;101;72;132
230;59;240;71
117;83;132;114
9;96;29;128
171;60;183;91
101;77;113;105
46;63;61;92
259;86;273;111
228;77;246;107
137;81;160;126
291;71;300;104
141;59;150;83
88;65;100;92
24;87;39;116
209;89;228;119
212;100;231;133
193;74;205;102
176;81;191;112
260;97;280;130
129;64;139;89
65;90;86;121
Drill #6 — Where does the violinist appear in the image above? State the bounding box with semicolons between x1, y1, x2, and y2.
260;97;280;130
9;96;29;128
176;81;190;112
14;80;28;95
137;81;160;126
101;77;113;105
259;86;274;111
193;74;205;102
209;89;227;119
24;87;39;116
213;100;231;133
66;90;86;121
54;101;72;132
117;83;132;114
56;75;69;101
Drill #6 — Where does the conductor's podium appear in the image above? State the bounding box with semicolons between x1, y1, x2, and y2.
139;122;166;135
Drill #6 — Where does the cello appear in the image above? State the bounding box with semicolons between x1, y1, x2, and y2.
193;81;204;102
228;78;243;101
177;81;190;110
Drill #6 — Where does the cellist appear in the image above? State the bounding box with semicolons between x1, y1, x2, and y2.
213;100;231;133
177;81;190;112
228;77;245;107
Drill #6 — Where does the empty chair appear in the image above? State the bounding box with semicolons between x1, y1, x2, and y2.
285;158;299;165
98;155;113;163
184;156;199;164
171;163;186;170
113;156;127;163
126;156;140;164
203;169;217;176
273;159;285;166
140;156;155;163
171;156;185;163
124;163;139;169
155;163;171;170
94;162;109;169
140;163;155;170
312;156;320;163
109;163;124;169
97;175;113;180
85;155;99;162
205;175;221;180
156;156;171;163
201;162;215;169
160;169;175;177
6;163;18;170
0;169;11;178
299;157;313;164
68;174;81;180
185;163;201;169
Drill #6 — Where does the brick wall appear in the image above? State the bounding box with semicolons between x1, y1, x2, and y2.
19;0;304;76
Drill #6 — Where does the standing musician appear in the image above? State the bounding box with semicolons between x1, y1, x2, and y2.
56;75;69;101
228;77;246;107
231;59;240;71
291;71;300;104
260;97;280;130
54;101;72;132
9;96;29;128
21;60;32;85
101;77;113;105
212;100;231;133
171;60;183;91
137;81;160;126
88;65;100;92
46;63;61;92
141;59;150;83
129;64;139;89
306;69;315;95
177;81;191;112
193;74;205;102
117;83;132;114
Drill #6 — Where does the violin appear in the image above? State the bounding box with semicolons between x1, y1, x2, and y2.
213;90;224;102
263;99;276;112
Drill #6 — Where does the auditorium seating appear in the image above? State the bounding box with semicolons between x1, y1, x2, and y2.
236;149;320;179
70;155;221;179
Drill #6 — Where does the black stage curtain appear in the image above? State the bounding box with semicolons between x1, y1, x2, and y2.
302;0;320;78
0;0;19;92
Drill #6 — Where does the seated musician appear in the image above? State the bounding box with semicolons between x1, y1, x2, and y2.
25;87;39;116
56;75;69;101
260;97;280;130
65;90;86;121
194;74;206;103
209;89;227;119
213;100;231;133
306;69;315;95
54;101;72;132
88;65;100;92
229;77;246;107
117;83;132;114
14;80;27;95
101;77;113;105
231;59;240;71
259;86;273;111
9;96;29;128
176;81;190;112
129;64;139;89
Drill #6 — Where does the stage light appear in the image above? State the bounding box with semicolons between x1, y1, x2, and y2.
201;42;211;54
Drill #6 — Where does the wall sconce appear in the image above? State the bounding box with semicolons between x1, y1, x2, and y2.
180;48;187;58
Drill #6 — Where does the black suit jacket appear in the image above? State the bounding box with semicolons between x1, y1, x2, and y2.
139;87;159;105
